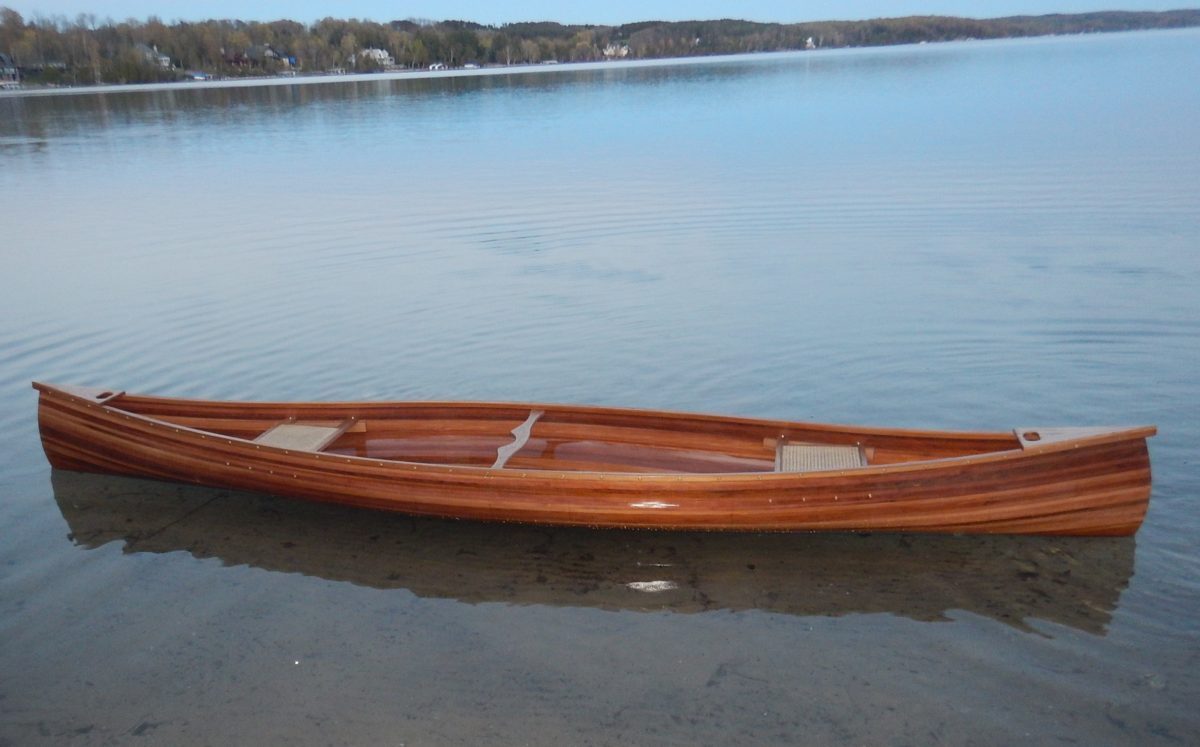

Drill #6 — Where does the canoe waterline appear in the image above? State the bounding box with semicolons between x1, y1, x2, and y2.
33;382;1155;536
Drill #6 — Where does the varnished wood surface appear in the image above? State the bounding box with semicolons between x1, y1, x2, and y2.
33;382;1156;536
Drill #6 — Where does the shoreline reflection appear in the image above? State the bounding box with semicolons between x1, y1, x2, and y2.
51;470;1134;634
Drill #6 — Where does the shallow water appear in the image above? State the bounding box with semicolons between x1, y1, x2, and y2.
2;30;1199;745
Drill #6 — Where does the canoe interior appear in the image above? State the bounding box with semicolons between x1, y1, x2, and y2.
105;392;1020;474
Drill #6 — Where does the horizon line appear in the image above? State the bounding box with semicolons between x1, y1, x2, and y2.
7;7;1196;27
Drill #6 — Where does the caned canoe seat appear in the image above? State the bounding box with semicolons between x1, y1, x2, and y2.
776;442;866;472
254;419;355;452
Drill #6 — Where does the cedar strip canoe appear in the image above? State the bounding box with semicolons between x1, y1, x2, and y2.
33;382;1156;536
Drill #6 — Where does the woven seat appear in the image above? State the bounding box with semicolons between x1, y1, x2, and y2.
776;443;866;472
254;420;353;452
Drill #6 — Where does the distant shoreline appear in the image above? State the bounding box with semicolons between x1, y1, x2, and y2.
3;57;662;97
2;27;1196;99
2;9;1198;97
11;49;821;98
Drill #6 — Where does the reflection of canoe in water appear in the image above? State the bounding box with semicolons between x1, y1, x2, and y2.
50;471;1136;634
35;382;1155;536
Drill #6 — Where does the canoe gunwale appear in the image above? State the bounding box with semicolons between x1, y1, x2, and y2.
32;381;1155;482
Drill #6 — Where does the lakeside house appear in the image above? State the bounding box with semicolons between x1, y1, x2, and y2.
0;52;19;89
249;45;295;68
223;44;296;71
134;43;171;69
359;48;395;69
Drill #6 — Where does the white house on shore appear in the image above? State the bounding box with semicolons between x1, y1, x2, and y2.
360;48;395;68
134;43;171;69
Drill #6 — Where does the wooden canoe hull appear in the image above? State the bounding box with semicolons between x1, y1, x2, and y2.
33;382;1155;536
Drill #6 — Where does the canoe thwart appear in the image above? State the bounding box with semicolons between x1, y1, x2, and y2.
254;418;355;452
775;441;867;472
493;410;544;469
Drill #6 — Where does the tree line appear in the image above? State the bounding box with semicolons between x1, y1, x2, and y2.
2;7;1198;86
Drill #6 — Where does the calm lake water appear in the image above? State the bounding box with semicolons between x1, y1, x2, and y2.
2;28;1199;745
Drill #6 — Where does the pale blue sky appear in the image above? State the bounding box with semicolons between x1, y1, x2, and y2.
7;1;1190;25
